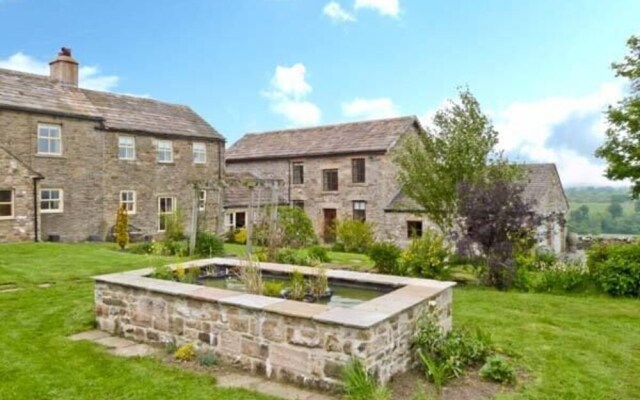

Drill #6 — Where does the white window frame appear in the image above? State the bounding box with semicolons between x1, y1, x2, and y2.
157;140;173;163
40;189;64;213
0;189;15;220
198;190;207;211
158;196;176;232
37;124;62;156
225;212;235;231
120;190;136;214
193;142;207;164
118;136;136;160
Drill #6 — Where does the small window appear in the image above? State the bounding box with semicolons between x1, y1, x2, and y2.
198;190;206;211
37;124;62;155
158;196;176;231
225;213;235;231
157;140;173;163
118;136;135;160
407;221;423;238
193;142;207;164
0;190;14;219
235;212;246;228
292;200;305;209
120;191;136;214
40;189;63;213
292;162;304;184
353;201;366;221
352;158;365;183
322;169;338;191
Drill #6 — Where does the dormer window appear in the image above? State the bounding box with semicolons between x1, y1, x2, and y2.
37;124;62;155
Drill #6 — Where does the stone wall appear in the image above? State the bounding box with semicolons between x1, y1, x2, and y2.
0;148;39;242
94;260;454;389
0;108;224;241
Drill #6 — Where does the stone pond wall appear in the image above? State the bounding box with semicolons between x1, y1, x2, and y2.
94;260;454;389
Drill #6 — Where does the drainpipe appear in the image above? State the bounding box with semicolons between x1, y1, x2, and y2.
32;176;44;242
287;160;292;205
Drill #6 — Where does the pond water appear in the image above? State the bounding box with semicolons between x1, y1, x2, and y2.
201;274;386;308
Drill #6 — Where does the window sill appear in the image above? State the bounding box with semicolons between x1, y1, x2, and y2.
41;211;63;214
119;158;137;162
157;162;175;165
0;216;15;221
35;154;65;159
322;190;339;193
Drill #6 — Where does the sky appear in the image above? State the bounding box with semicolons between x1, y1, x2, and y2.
0;0;638;187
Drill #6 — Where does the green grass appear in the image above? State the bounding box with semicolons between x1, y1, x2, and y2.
2;243;639;399
455;288;640;399
0;243;278;400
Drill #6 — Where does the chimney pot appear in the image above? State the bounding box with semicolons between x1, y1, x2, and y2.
49;47;79;87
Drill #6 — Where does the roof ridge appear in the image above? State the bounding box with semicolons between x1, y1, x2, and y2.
245;115;418;136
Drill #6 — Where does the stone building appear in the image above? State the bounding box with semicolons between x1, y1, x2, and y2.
226;117;569;253
0;48;225;242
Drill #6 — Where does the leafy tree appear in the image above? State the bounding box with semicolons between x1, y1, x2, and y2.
394;88;516;231
114;204;129;250
608;202;623;219
570;204;590;223
456;180;540;290
635;200;640;213
596;35;640;197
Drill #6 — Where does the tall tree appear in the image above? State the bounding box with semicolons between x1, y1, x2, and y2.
394;88;515;231
608;202;623;219
596;35;640;197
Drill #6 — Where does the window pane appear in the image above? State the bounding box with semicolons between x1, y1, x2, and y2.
0;204;11;216
0;190;11;203
38;138;49;153
352;159;365;183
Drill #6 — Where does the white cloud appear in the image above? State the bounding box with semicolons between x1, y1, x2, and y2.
354;0;399;17
342;97;400;119
323;2;356;22
419;83;628;187
263;63;321;126
0;51;120;92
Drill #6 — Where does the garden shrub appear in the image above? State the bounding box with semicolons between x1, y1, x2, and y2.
535;261;590;293
587;242;640;297
288;269;306;301
194;232;224;257
307;245;330;263
479;356;516;384
174;343;196;362
129;241;154;255
151;265;173;280
336;220;375;253
233;228;247;245
114;204;129;250
342;358;390;400
412;316;493;383
401;230;451;279
368;242;403;275
163;209;185;242
275;248;314;266
197;351;218;367
278;206;317;248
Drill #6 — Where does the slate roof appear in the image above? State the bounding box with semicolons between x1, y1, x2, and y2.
385;164;569;215
224;172;288;208
226;116;421;161
0;68;223;140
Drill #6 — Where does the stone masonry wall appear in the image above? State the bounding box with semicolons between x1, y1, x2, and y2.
95;280;452;389
0;149;38;242
0;108;224;241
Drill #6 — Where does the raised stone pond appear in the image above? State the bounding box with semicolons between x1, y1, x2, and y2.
93;258;455;389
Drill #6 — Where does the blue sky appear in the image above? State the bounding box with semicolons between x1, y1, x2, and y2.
0;0;638;186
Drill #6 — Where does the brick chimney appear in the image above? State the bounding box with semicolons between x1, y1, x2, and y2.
49;47;79;86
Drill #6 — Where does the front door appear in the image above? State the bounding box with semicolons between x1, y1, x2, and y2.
323;208;337;243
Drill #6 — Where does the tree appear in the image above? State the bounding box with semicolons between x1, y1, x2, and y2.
570;204;590;223
608;202;623;219
596;35;640;197
456;180;540;290
114;204;129;250
394;88;516;231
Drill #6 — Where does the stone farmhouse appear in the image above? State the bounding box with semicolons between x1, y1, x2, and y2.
0;48;225;242
226;116;570;253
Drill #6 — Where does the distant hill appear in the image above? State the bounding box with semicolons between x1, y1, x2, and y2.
566;187;640;235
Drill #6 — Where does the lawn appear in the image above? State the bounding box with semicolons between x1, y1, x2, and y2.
0;243;278;400
1;243;639;399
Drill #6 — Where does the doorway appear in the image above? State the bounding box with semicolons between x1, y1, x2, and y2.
323;208;337;243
